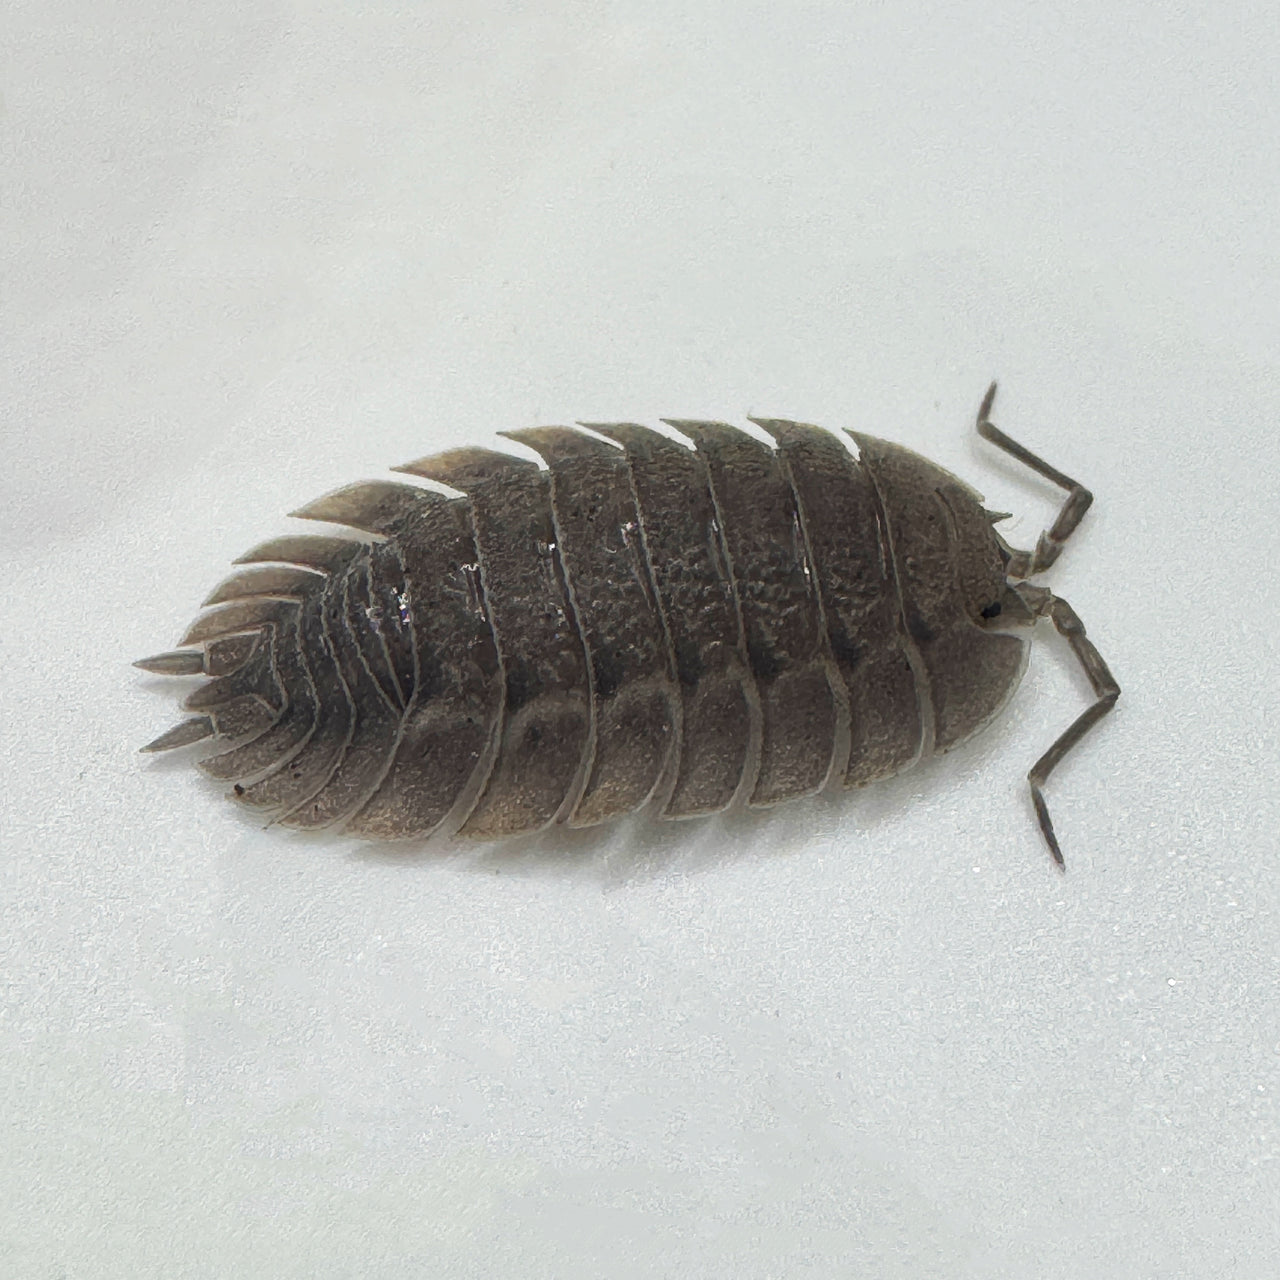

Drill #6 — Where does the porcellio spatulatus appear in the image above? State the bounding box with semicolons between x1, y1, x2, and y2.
137;384;1118;868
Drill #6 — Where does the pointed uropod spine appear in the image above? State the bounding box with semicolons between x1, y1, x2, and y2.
137;384;1119;868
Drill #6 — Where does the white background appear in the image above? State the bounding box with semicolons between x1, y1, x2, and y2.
3;2;1278;1276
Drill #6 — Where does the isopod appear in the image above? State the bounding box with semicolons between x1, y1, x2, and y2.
137;384;1118;868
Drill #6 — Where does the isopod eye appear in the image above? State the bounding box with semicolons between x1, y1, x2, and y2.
980;601;1002;619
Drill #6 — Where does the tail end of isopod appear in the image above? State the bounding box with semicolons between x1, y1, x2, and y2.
134;650;205;676
140;717;214;754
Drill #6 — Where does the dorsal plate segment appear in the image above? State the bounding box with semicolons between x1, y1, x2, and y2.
664;420;839;806
202;565;323;607
394;447;539;492
234;536;358;574
289;481;443;535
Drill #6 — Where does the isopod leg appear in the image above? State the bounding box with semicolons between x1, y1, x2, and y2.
1021;589;1120;870
976;382;1093;578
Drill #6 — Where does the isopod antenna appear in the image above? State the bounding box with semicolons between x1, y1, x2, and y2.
976;383;1121;870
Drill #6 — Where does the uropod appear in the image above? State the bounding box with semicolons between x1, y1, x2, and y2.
137;384;1119;869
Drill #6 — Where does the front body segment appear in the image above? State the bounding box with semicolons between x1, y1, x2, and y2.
669;421;839;807
593;423;757;818
852;435;1028;753
763;421;923;785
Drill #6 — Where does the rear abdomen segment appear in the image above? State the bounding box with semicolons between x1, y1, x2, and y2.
395;449;591;839
345;494;501;840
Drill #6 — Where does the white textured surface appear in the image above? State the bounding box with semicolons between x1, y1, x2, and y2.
3;3;1279;1276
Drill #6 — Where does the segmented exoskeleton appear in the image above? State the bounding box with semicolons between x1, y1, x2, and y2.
137;385;1118;867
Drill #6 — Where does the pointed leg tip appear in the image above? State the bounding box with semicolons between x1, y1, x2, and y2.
1043;811;1067;870
1031;784;1066;872
978;381;999;422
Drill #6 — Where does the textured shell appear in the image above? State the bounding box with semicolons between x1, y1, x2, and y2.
138;419;1027;840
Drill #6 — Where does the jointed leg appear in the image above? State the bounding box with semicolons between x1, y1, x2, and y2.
977;382;1093;578
1018;587;1120;870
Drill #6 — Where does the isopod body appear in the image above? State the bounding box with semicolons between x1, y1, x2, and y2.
138;385;1118;867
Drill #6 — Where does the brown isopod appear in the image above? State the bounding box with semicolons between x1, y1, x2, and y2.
137;384;1118;868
